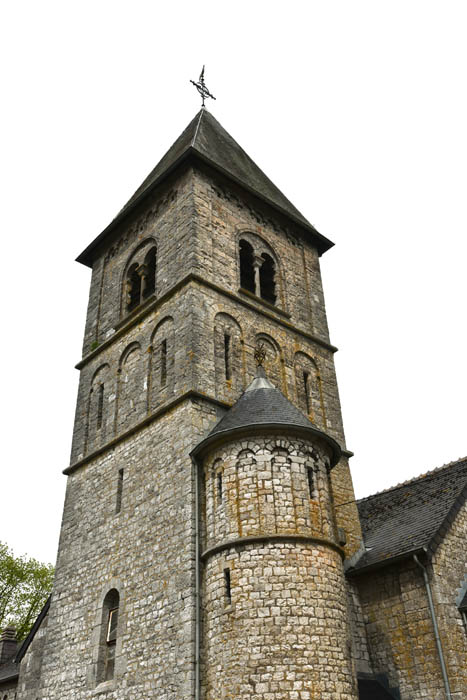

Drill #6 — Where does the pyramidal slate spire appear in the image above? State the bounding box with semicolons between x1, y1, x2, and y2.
119;109;317;231
77;109;333;266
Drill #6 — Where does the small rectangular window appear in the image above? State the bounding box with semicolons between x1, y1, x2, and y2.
160;339;167;387
224;568;232;605
307;467;314;498
224;333;231;381
116;469;124;514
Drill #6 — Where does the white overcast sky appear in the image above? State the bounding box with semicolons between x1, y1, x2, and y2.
1;1;466;564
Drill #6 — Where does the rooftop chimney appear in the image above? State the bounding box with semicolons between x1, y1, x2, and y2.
0;627;18;664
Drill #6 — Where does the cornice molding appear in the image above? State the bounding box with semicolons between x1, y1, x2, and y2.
201;534;345;561
76;274;338;370
65;389;347;476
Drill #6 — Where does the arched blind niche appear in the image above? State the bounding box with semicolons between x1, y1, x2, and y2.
294;352;326;428
85;364;110;454
214;313;244;401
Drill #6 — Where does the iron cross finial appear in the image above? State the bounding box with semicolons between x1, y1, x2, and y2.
254;342;267;367
190;65;216;107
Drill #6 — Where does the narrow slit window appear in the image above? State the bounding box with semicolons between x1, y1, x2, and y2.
217;471;223;504
224;333;231;381
307;467;314;498
116;469;124;514
160;339;167;387
224;568;231;605
303;371;311;414
97;384;104;430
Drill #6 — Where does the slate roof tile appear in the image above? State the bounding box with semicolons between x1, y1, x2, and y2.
0;659;19;683
195;368;341;466
208;372;314;437
77;109;333;266
354;457;467;570
119;109;321;233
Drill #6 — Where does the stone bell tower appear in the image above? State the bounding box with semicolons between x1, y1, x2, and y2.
17;108;363;700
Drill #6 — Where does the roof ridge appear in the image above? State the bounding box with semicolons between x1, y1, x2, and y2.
357;455;467;503
191;108;205;147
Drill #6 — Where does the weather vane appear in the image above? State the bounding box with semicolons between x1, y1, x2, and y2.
190;66;216;107
254;342;267;367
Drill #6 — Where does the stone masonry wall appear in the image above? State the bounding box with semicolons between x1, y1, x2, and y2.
32;148;367;699
356;560;447;699
200;434;357;699
189;283;334;429
191;167;362;557
70;284;196;464
353;502;467;699
203;542;357;700
16;611;48;700
27;401;218;700
81;170;194;356
346;579;372;676
0;679;18;699
0;680;17;700
192;167;330;343
72;165;362;556
431;500;467;699
201;435;337;549
79;165;346;446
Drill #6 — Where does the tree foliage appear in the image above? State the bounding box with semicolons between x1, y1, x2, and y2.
0;542;54;641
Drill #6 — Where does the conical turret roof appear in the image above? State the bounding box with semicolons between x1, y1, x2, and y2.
77;109;333;266
192;367;341;466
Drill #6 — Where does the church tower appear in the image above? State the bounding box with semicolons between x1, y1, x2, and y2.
18;109;364;699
